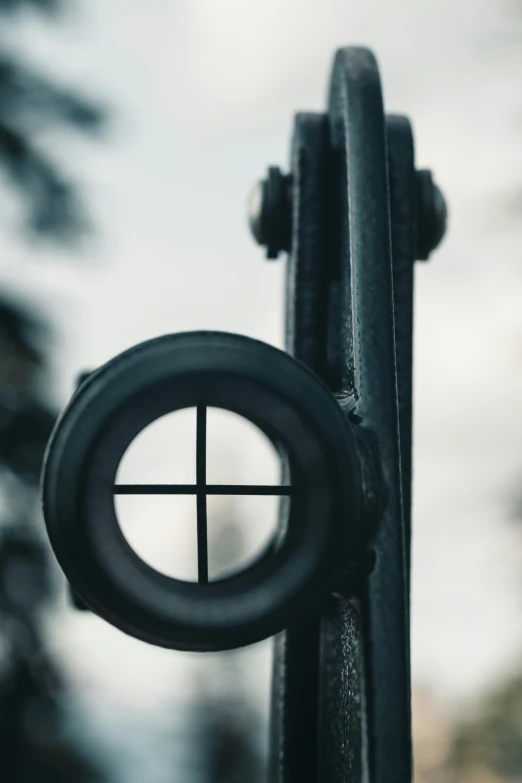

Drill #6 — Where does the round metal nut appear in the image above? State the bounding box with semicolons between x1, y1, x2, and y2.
416;169;447;261
248;167;292;259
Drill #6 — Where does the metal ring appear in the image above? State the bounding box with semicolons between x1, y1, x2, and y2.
42;331;362;651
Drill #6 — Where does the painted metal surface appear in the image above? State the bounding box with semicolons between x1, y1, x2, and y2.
40;44;446;783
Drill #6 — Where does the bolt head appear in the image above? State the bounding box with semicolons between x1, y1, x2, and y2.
431;182;447;250
248;180;266;246
416;169;447;261
248;167;292;260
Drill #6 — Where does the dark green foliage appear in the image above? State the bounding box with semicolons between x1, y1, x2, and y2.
0;3;109;782
0;1;105;242
0;299;55;481
0;0;60;12
0;58;104;241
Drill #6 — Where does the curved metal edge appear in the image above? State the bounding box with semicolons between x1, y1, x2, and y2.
270;112;331;783
42;330;362;653
386;115;416;580
328;47;411;783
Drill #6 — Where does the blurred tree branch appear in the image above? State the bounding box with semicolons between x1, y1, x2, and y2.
0;2;106;243
0;0;61;12
0;4;110;779
0;78;105;239
0;0;107;490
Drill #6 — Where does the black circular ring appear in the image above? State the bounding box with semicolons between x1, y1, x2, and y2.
42;331;362;651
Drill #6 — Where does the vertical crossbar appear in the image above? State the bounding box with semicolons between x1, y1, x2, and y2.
196;405;208;584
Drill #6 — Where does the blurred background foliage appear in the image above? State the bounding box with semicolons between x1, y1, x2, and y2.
0;0;104;242
0;5;262;777
0;1;519;782
0;0;109;780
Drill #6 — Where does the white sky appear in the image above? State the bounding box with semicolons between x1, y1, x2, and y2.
1;0;522;744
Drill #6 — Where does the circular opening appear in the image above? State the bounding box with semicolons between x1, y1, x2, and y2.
114;407;288;582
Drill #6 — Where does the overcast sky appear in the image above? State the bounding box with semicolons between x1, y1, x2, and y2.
2;0;522;742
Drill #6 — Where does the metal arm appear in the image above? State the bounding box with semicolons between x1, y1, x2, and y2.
40;46;446;783
252;47;445;783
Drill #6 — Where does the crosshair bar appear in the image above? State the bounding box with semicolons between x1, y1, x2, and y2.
113;485;293;495
196;405;208;584
112;404;292;584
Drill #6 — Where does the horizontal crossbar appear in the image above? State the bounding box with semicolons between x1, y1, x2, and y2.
113;484;292;496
